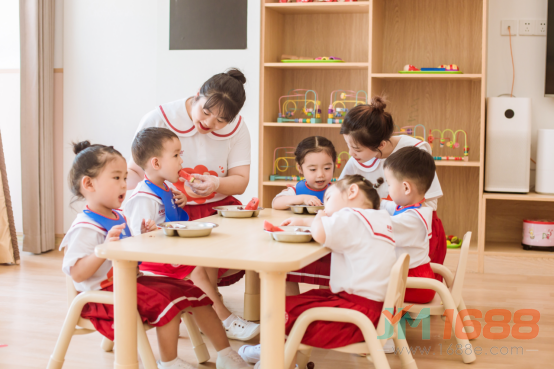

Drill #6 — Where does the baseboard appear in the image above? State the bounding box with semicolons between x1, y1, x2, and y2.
15;232;65;248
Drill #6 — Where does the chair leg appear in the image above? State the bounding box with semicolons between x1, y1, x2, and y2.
100;337;114;352
137;315;157;369
181;311;210;363
296;348;312;369
392;337;418;369
457;298;475;340
47;303;89;369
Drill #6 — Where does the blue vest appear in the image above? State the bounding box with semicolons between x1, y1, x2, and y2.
144;179;189;222
83;208;131;240
393;201;424;216
295;180;330;203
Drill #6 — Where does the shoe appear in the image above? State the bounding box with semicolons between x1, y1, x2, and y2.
157;358;196;369
383;338;395;354
238;344;261;364
225;316;260;341
216;349;250;369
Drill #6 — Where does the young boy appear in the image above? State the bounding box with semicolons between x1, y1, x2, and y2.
382;146;437;304
125;127;260;341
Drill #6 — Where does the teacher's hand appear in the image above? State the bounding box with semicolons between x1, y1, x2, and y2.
182;173;220;197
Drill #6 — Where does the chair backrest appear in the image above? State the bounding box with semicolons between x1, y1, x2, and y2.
450;231;472;303
375;253;410;339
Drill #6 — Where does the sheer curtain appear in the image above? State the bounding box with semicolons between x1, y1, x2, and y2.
0;129;20;264
19;0;55;253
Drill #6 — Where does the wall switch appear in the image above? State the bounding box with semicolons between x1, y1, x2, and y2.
535;20;547;35
519;20;534;35
501;20;518;36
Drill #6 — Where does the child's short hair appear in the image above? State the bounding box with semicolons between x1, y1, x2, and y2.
340;96;394;154
334;175;383;210
132;127;179;169
383;146;436;194
68;141;124;201
294;136;337;167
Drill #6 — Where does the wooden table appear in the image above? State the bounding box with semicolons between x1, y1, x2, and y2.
95;209;330;369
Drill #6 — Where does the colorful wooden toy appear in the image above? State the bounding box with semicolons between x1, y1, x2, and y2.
327;90;368;124
278;89;322;123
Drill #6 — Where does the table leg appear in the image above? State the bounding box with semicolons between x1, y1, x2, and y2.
259;271;286;369
114;260;139;369
244;270;260;321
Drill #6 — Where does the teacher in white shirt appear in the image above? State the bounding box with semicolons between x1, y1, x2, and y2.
127;68;251;221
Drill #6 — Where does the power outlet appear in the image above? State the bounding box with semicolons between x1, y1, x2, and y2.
519;20;534;35
501;20;518;36
535;20;547;35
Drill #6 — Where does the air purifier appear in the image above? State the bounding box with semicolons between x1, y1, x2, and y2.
485;97;531;193
535;129;554;194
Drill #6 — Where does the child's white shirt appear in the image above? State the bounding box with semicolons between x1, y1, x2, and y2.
339;135;442;210
381;200;432;268
59;212;118;292
136;97;251;205
124;179;169;235
321;208;397;302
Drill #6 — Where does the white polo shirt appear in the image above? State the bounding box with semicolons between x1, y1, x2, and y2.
339;135;442;210
124;179;170;236
136;97;251;205
321;208;397;302
381;200;433;268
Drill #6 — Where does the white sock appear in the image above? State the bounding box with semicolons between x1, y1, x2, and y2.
218;346;233;357
160;357;179;368
222;313;237;328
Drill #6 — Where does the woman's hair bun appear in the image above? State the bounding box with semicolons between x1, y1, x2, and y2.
73;140;91;155
226;68;246;84
370;95;387;112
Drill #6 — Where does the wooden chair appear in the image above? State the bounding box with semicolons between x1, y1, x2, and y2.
284;254;417;369
47;275;210;369
403;232;476;364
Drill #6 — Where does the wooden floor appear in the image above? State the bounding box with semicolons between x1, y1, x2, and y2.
0;248;553;369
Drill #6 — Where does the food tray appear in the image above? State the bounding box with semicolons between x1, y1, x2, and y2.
290;205;325;214
212;205;263;218
158;221;218;238
266;226;313;243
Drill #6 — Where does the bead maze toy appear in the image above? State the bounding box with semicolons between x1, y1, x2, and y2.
269;147;347;181
400;64;462;74
327;90;368;124
277;89;322;123
393;125;469;162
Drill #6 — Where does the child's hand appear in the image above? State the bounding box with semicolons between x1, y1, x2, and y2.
105;224;126;243
172;189;187;208
281;217;307;226
141;219;157;234
302;195;323;207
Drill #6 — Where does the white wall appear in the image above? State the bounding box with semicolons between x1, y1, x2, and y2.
63;0;260;230
0;0;22;232
487;0;554;182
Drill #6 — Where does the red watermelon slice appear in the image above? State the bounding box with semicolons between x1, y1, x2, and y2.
179;169;195;183
264;220;283;232
244;197;259;210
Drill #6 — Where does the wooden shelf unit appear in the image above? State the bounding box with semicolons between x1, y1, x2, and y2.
259;0;488;270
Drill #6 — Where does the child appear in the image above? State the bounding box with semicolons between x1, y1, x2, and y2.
60;141;249;369
290;97;446;290
125;127;259;341
272;136;336;209
271;136;336;295
382;146;437;304
238;175;397;365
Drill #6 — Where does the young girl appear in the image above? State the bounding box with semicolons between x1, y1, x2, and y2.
271;136;336;295
238;175;397;365
339;96;446;281
60;141;249;369
272;136;336;209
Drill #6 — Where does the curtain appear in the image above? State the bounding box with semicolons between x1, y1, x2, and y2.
0;129;20;264
19;0;55;253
